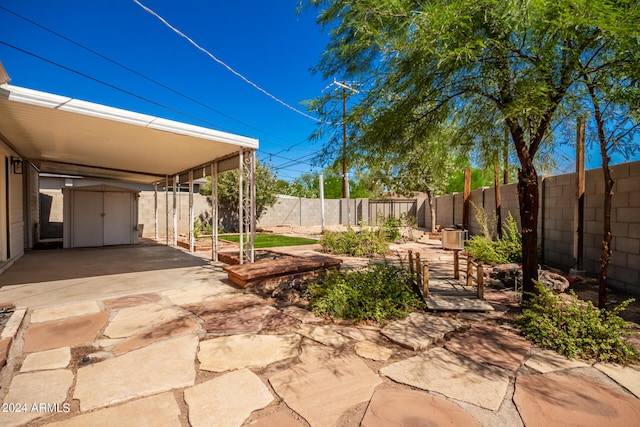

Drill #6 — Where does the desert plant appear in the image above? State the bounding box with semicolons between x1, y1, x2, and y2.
515;283;639;363
306;262;425;322
319;228;388;257
465;204;521;264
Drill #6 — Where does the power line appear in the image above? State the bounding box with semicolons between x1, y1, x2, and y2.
133;0;322;123
0;5;312;149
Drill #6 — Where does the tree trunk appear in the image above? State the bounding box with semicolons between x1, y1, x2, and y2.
588;84;613;309
427;189;436;232
517;161;540;300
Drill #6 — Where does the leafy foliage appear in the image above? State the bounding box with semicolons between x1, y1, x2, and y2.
466;210;522;265
515;283;640;363
200;159;279;232
319;227;388;257
306;262;425;322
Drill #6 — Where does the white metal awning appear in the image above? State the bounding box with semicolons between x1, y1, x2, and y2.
0;84;258;184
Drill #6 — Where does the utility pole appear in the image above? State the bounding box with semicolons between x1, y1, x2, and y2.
331;79;359;198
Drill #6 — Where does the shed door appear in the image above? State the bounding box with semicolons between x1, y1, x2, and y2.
72;191;133;247
103;192;132;246
73;191;104;247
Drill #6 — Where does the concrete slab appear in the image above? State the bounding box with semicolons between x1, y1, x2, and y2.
112;317;200;355
184;368;273;427
361;388;480;427
74;334;198;411
269;344;382;427
525;348;590;373
514;374;640;427
380;347;510;411
30;301;101;323
444;324;530;371
426;295;495;311
20;347;71;372
0;245;229;309
44;393;182;427
297;324;351;347
198;334;301;372
162;284;236;306
22;311;109;353
381;312;462;351
1;369;73;427
355;340;393;361
202;305;278;336
595;362;640;398
103;303;187;338
102;293;162;310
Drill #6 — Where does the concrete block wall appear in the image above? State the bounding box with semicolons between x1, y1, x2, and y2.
541;173;577;270
583;161;640;293
436;195;454;227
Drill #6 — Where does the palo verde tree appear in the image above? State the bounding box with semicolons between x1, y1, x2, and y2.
305;0;637;298
576;19;640;308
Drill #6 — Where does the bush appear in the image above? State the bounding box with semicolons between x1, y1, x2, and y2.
514;283;640;363
320;228;388;257
465;209;521;264
381;216;402;241
306;262;425;322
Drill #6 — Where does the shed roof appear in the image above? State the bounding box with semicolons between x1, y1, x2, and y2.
0;83;258;184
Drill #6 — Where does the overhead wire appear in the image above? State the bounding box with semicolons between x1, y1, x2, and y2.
132;0;323;123
0;6;328;170
0;5;315;150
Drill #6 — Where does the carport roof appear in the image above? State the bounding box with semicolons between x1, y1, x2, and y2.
0;83;258;184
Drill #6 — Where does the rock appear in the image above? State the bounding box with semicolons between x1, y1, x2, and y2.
538;269;570;292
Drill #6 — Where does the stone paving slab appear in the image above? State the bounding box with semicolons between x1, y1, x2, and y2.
30;301;101;323
103;303;188;339
22;311;109;353
361;388;480;427
247;410;308;427
282;306;324;324
198;334;301;372
202;305;278;336
112;317;200;355
162;284;236;306
0;307;26;339
261;311;301;334
525;348;590;373
74;334;198;411
184;368;273;427
444;324;531;371
514;374;640;427
297;324;351;347
595;362;640;398
182;293;267;321
380;347;510;411
102;293;162;310
44;393;182;427
269;344;381;427
1;369;74;427
381;312;462;350
354;340;393;361
20;347;71;372
426;294;495;311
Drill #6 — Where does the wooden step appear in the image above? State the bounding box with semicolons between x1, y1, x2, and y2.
223;255;342;288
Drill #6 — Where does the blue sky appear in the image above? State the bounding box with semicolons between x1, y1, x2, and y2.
0;1;331;181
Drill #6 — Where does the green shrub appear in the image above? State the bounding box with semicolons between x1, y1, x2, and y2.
514;283;640;363
320;228;388;257
465;209;522;264
381;216;402;241
306;262;425;322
